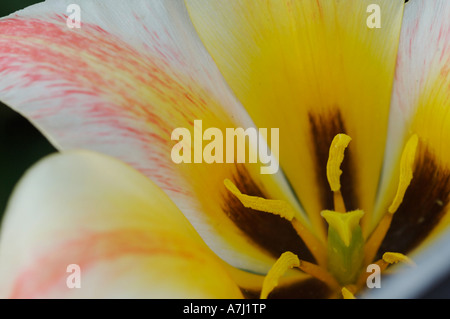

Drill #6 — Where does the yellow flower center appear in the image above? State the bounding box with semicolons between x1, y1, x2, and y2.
224;133;419;299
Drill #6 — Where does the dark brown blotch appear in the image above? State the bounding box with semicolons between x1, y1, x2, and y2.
240;277;332;299
377;144;450;258
222;165;315;263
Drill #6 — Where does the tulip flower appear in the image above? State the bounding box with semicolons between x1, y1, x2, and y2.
0;0;449;299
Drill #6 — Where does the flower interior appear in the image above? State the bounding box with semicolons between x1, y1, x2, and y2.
225;133;419;299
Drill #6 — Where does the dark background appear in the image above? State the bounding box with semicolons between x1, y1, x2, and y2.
0;0;54;217
0;0;448;299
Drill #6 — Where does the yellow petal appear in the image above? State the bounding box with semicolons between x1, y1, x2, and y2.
187;0;405;237
0;150;242;298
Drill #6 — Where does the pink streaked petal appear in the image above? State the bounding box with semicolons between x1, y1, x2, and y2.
0;0;304;273
374;0;450;227
11;229;240;299
0;151;243;298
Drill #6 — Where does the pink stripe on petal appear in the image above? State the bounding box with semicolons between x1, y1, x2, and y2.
10;229;208;298
0;16;216;195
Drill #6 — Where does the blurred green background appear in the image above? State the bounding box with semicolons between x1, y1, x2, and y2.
0;0;54;219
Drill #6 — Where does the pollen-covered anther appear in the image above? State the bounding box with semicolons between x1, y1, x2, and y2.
364;134;419;265
260;252;300;299
223;178;327;266
326;134;352;212
388;134;419;214
223;178;295;220
382;252;416;266
260;251;340;299
341;287;356;299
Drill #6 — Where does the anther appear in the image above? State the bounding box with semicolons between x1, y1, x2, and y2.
224;178;327;266
341;287;356;299
260;252;300;299
326;134;352;212
382;252;415;266
224;178;295;220
388;134;419;214
364;134;419;264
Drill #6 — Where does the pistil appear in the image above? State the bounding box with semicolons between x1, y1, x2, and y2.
321;210;365;285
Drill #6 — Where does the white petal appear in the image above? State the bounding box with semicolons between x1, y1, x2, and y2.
0;150;243;298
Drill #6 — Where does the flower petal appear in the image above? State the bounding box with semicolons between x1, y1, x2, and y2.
0;0;311;273
186;0;405;235
372;0;450;254
0;150;243;298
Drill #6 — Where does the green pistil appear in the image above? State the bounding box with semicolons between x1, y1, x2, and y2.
321;209;365;286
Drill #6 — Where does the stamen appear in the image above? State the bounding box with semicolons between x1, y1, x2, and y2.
355;259;389;289
291;219;327;267
341;287;356;299
383;252;416;266
326;134;352;212
388;134;419;214
224;178;327;266
298;260;341;290
327;134;352;192
333;191;347;213
260;252;300;299
224;178;295;220
321;210;364;247
364;213;393;265
357;253;415;290
364;134;419;264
